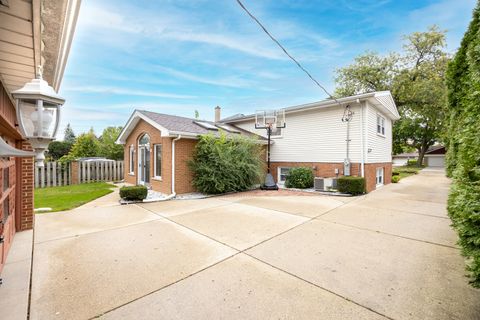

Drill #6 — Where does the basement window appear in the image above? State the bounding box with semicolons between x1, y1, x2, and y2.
278;167;291;184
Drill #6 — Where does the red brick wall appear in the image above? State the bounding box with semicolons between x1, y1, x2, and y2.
123;120;173;194
174;139;197;194
270;161;392;193
18;141;34;230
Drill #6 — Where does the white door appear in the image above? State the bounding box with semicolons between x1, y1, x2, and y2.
376;167;384;187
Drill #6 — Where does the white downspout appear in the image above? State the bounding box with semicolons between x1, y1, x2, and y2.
171;135;182;196
360;100;365;178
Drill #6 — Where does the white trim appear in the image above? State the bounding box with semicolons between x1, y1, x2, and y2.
116;111;171;144
171;135;182;194
376;114;386;137
376;167;384;187
277;167;291;185
128;145;135;174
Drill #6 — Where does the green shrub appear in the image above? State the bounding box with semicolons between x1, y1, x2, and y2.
337;176;365;195
188;133;263;194
445;3;480;287
392;171;400;176
285;167;314;189
407;159;418;166
120;185;148;201
392;175;400;183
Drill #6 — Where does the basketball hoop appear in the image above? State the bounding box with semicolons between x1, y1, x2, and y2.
254;109;286;190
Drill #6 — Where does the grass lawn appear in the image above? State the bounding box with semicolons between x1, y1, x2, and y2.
35;182;116;212
393;165;424;180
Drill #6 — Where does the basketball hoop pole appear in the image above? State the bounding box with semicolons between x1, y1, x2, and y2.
255;109;286;190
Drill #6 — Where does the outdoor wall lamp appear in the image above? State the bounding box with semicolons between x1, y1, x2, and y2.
12;67;65;167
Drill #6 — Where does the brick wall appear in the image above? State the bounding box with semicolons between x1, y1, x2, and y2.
270;161;392;193
19;141;34;230
174;139;197;194
123;120;173;194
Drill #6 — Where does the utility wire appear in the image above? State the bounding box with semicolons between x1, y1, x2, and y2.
235;0;342;106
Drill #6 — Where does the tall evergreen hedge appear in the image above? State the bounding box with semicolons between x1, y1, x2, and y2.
188;133;263;194
445;1;480;287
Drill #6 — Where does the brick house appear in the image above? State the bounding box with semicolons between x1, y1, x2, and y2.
0;0;80;273
117;91;399;194
116;110;266;195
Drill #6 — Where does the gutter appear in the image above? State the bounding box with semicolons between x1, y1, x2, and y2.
171;135;182;196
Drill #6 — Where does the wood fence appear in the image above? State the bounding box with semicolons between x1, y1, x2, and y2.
35;160;124;188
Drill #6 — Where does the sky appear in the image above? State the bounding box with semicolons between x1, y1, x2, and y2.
57;0;476;138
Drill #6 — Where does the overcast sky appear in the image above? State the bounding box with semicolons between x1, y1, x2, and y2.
57;0;476;138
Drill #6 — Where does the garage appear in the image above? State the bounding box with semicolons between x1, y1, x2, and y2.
424;146;446;167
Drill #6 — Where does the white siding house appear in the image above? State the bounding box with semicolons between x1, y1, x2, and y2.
224;91;400;192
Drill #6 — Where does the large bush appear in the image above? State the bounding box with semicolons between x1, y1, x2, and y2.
445;3;480;288
337;176;365;195
188;133;263;194
120;185;148;201
285;167;314;189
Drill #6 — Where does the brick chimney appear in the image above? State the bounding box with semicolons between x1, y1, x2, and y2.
215;106;221;122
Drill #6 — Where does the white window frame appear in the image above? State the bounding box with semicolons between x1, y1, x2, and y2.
376;167;384;187
376;114;385;137
129;145;135;175
277;167;291;184
153;144;162;180
270;126;283;139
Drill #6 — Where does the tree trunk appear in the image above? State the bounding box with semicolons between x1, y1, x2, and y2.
418;149;426;167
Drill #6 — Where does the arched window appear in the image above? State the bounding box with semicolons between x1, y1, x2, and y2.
139;133;150;146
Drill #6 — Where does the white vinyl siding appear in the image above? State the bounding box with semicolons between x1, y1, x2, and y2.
235;104;364;163
366;102;392;163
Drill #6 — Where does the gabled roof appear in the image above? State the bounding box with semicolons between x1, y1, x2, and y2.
425;145;446;155
223;91;400;123
116;110;266;144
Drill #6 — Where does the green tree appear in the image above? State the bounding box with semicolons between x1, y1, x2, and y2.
46;141;73;161
64;128;99;160
99;126;124;160
445;2;480;288
335;26;449;164
64;123;76;144
334;51;398;96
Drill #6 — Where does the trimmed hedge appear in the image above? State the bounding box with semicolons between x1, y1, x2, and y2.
337;176;365;195
392;175;400;183
188;133;263;194
285;167;314;189
120;185;148;201
445;2;480;288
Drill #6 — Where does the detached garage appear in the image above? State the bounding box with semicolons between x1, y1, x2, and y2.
424;146;446;167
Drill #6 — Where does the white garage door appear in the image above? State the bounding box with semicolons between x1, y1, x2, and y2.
426;156;445;167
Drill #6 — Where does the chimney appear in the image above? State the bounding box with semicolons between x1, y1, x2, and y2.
215;106;221;122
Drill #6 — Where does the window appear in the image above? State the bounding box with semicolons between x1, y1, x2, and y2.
3;196;9;224
376;167;384;186
154;144;162;178
270;126;282;138
278;167;291;183
3;167;9;191
377;115;385;136
129;145;135;174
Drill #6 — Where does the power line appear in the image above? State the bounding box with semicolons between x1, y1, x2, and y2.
235;0;342;106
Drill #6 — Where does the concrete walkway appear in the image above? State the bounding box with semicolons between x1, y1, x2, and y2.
29;169;480;319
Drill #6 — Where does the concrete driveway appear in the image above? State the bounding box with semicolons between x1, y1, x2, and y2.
30;169;480;320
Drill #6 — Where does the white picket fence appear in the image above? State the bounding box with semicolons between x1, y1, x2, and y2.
35;160;124;188
77;160;124;184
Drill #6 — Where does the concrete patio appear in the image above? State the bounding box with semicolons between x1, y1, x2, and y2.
25;168;480;319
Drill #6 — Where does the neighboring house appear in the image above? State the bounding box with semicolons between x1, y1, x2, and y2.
225;91;400;192
116;110;266;195
393;152;418;166
0;1;80;273
117;91;400;194
424;145;446;167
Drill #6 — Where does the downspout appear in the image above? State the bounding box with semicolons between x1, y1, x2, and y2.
171;135;182;197
360;99;365;177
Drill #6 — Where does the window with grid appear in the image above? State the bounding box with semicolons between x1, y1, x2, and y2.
377;115;385;136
